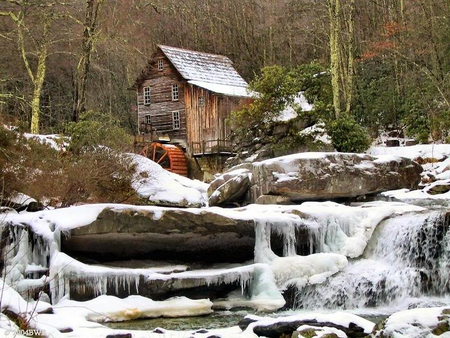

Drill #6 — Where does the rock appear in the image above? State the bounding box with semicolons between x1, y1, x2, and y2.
2;192;41;212
209;152;422;205
66;262;265;304
385;139;400;147
297;327;340;338
272;124;290;136
427;182;450;195
208;171;251;206
129;153;207;208
255;195;293;205
239;314;370;338
372;307;450;338
405;139;417;146
62;207;256;264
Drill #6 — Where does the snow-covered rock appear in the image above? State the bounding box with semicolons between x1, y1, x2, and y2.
128;153;208;208
209;152;422;206
240;312;375;338
371;307;450;337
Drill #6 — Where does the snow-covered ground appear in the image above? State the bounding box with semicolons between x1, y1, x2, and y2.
368;143;450;201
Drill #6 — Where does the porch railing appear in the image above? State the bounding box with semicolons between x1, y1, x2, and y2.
191;139;234;156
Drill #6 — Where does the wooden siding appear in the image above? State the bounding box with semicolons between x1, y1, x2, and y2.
185;84;244;155
137;50;188;145
136;47;252;155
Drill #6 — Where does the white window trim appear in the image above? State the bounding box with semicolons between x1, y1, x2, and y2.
143;86;151;105
158;59;164;71
172;83;179;101
172;111;180;130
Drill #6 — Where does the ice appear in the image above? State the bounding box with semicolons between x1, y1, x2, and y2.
49;252;141;304
292;210;450;310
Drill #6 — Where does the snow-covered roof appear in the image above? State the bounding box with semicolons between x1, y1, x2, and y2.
158;45;251;97
188;80;253;98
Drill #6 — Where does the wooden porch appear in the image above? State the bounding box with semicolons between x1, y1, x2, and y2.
191;139;235;157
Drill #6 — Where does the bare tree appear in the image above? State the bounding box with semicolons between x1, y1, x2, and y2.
0;0;65;133
72;0;104;122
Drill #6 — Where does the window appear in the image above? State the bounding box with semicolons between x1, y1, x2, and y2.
172;83;179;101
157;59;164;71
172;111;180;130
140;115;152;133
143;86;151;105
198;97;204;107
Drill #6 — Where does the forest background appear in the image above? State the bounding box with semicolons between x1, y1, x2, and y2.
1;0;450;145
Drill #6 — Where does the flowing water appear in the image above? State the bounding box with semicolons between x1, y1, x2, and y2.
293;210;450;311
105;208;450;331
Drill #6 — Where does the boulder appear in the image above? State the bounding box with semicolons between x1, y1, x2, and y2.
239;312;373;338
62;207;256;264
426;182;450;195
207;168;252;206
2;192;41;212
208;152;422;205
371;307;450;337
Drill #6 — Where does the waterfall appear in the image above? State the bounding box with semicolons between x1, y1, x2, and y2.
291;210;450;310
2;225;51;299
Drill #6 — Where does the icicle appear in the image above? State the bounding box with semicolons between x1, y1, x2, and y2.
271;219;298;257
254;219;278;264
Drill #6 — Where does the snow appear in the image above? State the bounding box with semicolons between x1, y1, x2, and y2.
369;143;450;201
378;307;449;337
23;133;69;151
271;253;348;289
188;80;252;98
159;45;249;88
368;143;450;160
1;200;425;336
128;153;208;207
55;295;213;322
4;135;450;336
297;325;347;338
4;192;37;207
298;122;332;145
245;311;375;334
278;92;313;121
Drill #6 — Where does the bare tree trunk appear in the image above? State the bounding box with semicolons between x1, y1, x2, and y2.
30;48;48;134
345;0;355;115
73;0;104;122
328;0;342;118
10;8;52;134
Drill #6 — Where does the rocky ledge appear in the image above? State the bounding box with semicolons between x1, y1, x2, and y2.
208;152;422;206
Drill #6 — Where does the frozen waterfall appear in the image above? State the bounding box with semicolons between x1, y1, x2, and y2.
290;210;450;310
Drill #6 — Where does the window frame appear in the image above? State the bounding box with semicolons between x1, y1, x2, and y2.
145;115;151;125
172;83;179;101
157;59;164;71
172;111;180;130
143;86;151;105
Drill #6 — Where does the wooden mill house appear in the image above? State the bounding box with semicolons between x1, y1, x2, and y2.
133;45;252;178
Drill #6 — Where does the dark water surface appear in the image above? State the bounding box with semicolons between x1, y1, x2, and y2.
104;311;250;331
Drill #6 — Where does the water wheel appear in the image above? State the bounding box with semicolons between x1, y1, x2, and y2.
141;142;188;177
